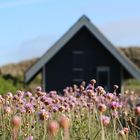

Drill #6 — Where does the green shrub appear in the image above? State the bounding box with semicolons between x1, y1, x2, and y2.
0;76;23;94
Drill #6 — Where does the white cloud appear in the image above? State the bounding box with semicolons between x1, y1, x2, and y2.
0;0;45;9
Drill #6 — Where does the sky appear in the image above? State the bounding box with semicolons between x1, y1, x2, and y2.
0;0;140;66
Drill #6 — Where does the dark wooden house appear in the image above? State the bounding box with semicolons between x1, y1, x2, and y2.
25;15;140;92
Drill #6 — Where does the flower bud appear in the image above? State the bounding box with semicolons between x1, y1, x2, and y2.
48;121;59;136
90;79;96;85
118;127;129;137
11;116;21;128
123;128;129;134
59;115;70;130
135;106;140;116
118;130;125;137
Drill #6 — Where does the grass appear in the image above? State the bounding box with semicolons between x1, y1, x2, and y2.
124;79;140;94
0;76;23;94
0;73;42;95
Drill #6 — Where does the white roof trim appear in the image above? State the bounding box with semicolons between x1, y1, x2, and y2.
25;15;140;83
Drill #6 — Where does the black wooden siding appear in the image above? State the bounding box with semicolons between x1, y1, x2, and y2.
44;26;123;92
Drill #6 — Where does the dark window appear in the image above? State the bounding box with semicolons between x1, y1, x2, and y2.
72;51;84;67
72;51;84;84
96;67;110;91
72;68;84;83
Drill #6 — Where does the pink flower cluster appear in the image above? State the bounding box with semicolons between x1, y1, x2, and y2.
0;79;140;139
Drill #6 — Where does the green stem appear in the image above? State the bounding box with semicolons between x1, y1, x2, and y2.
42;121;46;140
101;121;105;140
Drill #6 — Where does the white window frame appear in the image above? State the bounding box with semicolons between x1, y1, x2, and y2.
42;66;46;91
72;68;84;71
72;78;83;83
72;50;84;54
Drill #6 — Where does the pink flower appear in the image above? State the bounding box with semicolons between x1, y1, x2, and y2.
96;86;106;95
110;101;119;110
111;111;118;118
118;102;123;109
101;115;110;126
86;84;94;90
106;93;114;100
24;103;34;113
24;91;32;98
6;92;13;100
26;136;33;140
134;106;140;116
49;91;57;97
90;79;96;85
0;95;4;104
16;90;24;98
44;98;52;105
58;105;65;112
36;86;42;92
4;106;11;114
13;95;20;101
87;90;94;97
98;103;107;113
52;106;58;113
38;109;50;121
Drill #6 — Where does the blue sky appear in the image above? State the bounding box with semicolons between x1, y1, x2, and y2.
0;0;140;66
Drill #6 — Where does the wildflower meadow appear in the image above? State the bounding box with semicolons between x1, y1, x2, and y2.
0;79;140;140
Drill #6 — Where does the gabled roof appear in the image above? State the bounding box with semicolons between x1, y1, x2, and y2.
25;15;140;83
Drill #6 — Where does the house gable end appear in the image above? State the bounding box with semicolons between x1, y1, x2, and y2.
25;15;140;84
